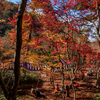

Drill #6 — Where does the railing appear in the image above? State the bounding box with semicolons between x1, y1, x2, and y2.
0;62;70;71
0;62;40;71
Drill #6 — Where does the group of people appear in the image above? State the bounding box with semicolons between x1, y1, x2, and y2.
31;84;63;98
31;70;94;98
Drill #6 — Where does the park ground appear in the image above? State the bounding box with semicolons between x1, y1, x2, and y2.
13;70;100;100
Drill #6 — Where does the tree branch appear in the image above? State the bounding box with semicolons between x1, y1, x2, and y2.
0;72;9;99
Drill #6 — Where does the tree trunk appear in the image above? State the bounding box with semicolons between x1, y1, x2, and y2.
50;75;55;88
61;64;65;100
66;85;70;97
11;0;27;99
73;88;76;100
97;71;99;79
96;3;100;45
0;0;27;100
0;72;9;99
82;74;85;80
58;54;65;100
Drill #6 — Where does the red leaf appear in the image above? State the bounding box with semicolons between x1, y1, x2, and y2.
54;0;57;5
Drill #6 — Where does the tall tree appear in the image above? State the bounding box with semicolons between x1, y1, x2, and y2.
0;0;27;100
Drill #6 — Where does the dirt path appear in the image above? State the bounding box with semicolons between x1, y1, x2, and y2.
18;71;100;100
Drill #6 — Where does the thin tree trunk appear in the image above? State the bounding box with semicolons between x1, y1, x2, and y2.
74;88;76;100
69;70;76;100
58;54;65;100
62;71;64;100
97;70;99;79
66;84;70;97
0;72;9;99
60;59;64;100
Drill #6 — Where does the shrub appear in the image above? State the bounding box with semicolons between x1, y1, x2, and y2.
0;94;7;100
19;72;39;84
96;97;100;100
2;70;39;85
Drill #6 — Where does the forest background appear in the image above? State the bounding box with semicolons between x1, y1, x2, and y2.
1;0;100;100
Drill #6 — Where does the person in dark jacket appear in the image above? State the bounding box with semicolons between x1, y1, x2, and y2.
31;87;45;98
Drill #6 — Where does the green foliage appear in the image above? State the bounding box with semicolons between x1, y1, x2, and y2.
0;94;7;100
95;94;100;97
16;95;19;100
95;93;100;100
5;29;12;37
96;98;100;100
83;92;86;96
47;49;51;57
43;58;46;62
3;70;39;85
19;72;39;84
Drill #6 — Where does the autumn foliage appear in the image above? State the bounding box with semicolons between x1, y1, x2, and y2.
1;0;100;99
